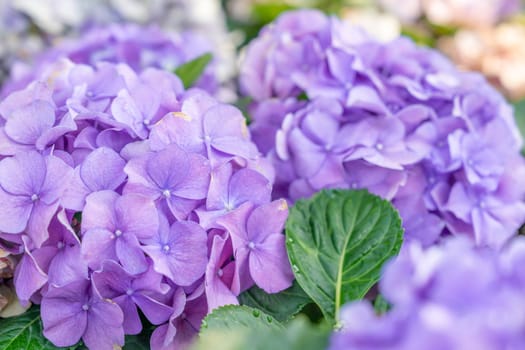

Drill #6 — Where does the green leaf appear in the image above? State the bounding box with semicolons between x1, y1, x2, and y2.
233;96;252;124
297;92;309;101
513;99;525;155
194;310;330;350
373;294;392;315
238;280;312;322
201;305;284;334
122;311;155;349
286;189;403;323
401;26;435;47
0;306;83;350
174;53;213;89
122;334;150;350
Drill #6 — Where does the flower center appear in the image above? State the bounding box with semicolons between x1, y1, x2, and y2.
375;143;384;151
114;229;123;237
162;189;171;198
281;32;292;45
126;289;133;296
57;242;65;249
162;244;171;253
248;241;256;250
30;194;39;202
82;304;89;311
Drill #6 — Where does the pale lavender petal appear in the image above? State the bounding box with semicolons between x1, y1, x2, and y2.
249;234;294;293
82;190;119;233
81;228;117;271
79;147;126;191
0;189;31;233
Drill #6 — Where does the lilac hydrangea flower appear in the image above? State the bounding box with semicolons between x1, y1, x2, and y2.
329;236;525;350
92;260;173;334
14;210;85;303
150;288;208;350
41;279;124;350
81;190;158;274
217;199;293;294
196;164;271;229
124;144;210;220
62;147;127;211
148;90;258;165
0;44;292;349
0;151;73;246
241;9;525;248
141;214;208;286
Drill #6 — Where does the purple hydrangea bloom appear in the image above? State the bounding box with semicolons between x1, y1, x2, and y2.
0;38;292;348
141;214;208;286
150;288;208;350
81;190;158;275
123;144;211;220
92;260;173;334
41;279;125;350
0;151;73;247
2;24;219;97
217;199;293;294
329;236;525;350
241;9;525;248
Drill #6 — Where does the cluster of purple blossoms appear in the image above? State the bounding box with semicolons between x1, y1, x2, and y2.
240;9;525;248
0;57;293;349
330;236;525;349
1;23;219;98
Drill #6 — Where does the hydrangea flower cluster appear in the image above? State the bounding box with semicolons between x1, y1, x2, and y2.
0;57;293;349
240;9;525;248
2;23;219;98
330;236;525;349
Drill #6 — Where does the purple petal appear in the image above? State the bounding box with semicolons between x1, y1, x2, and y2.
0;189;31;233
81;228;117;271
115;194;159;241
116;233;148;275
80;147;126;192
82;191;119;233
39;155;73;204
26;201;59;248
4;100;55;145
229;168;271;208
247;200;289;243
134;294;173;325
0;151;46;196
41;298;87;347
143;221;207;286
14;247;48;302
205;234;238;312
249;234;294;293
83;298;125;350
